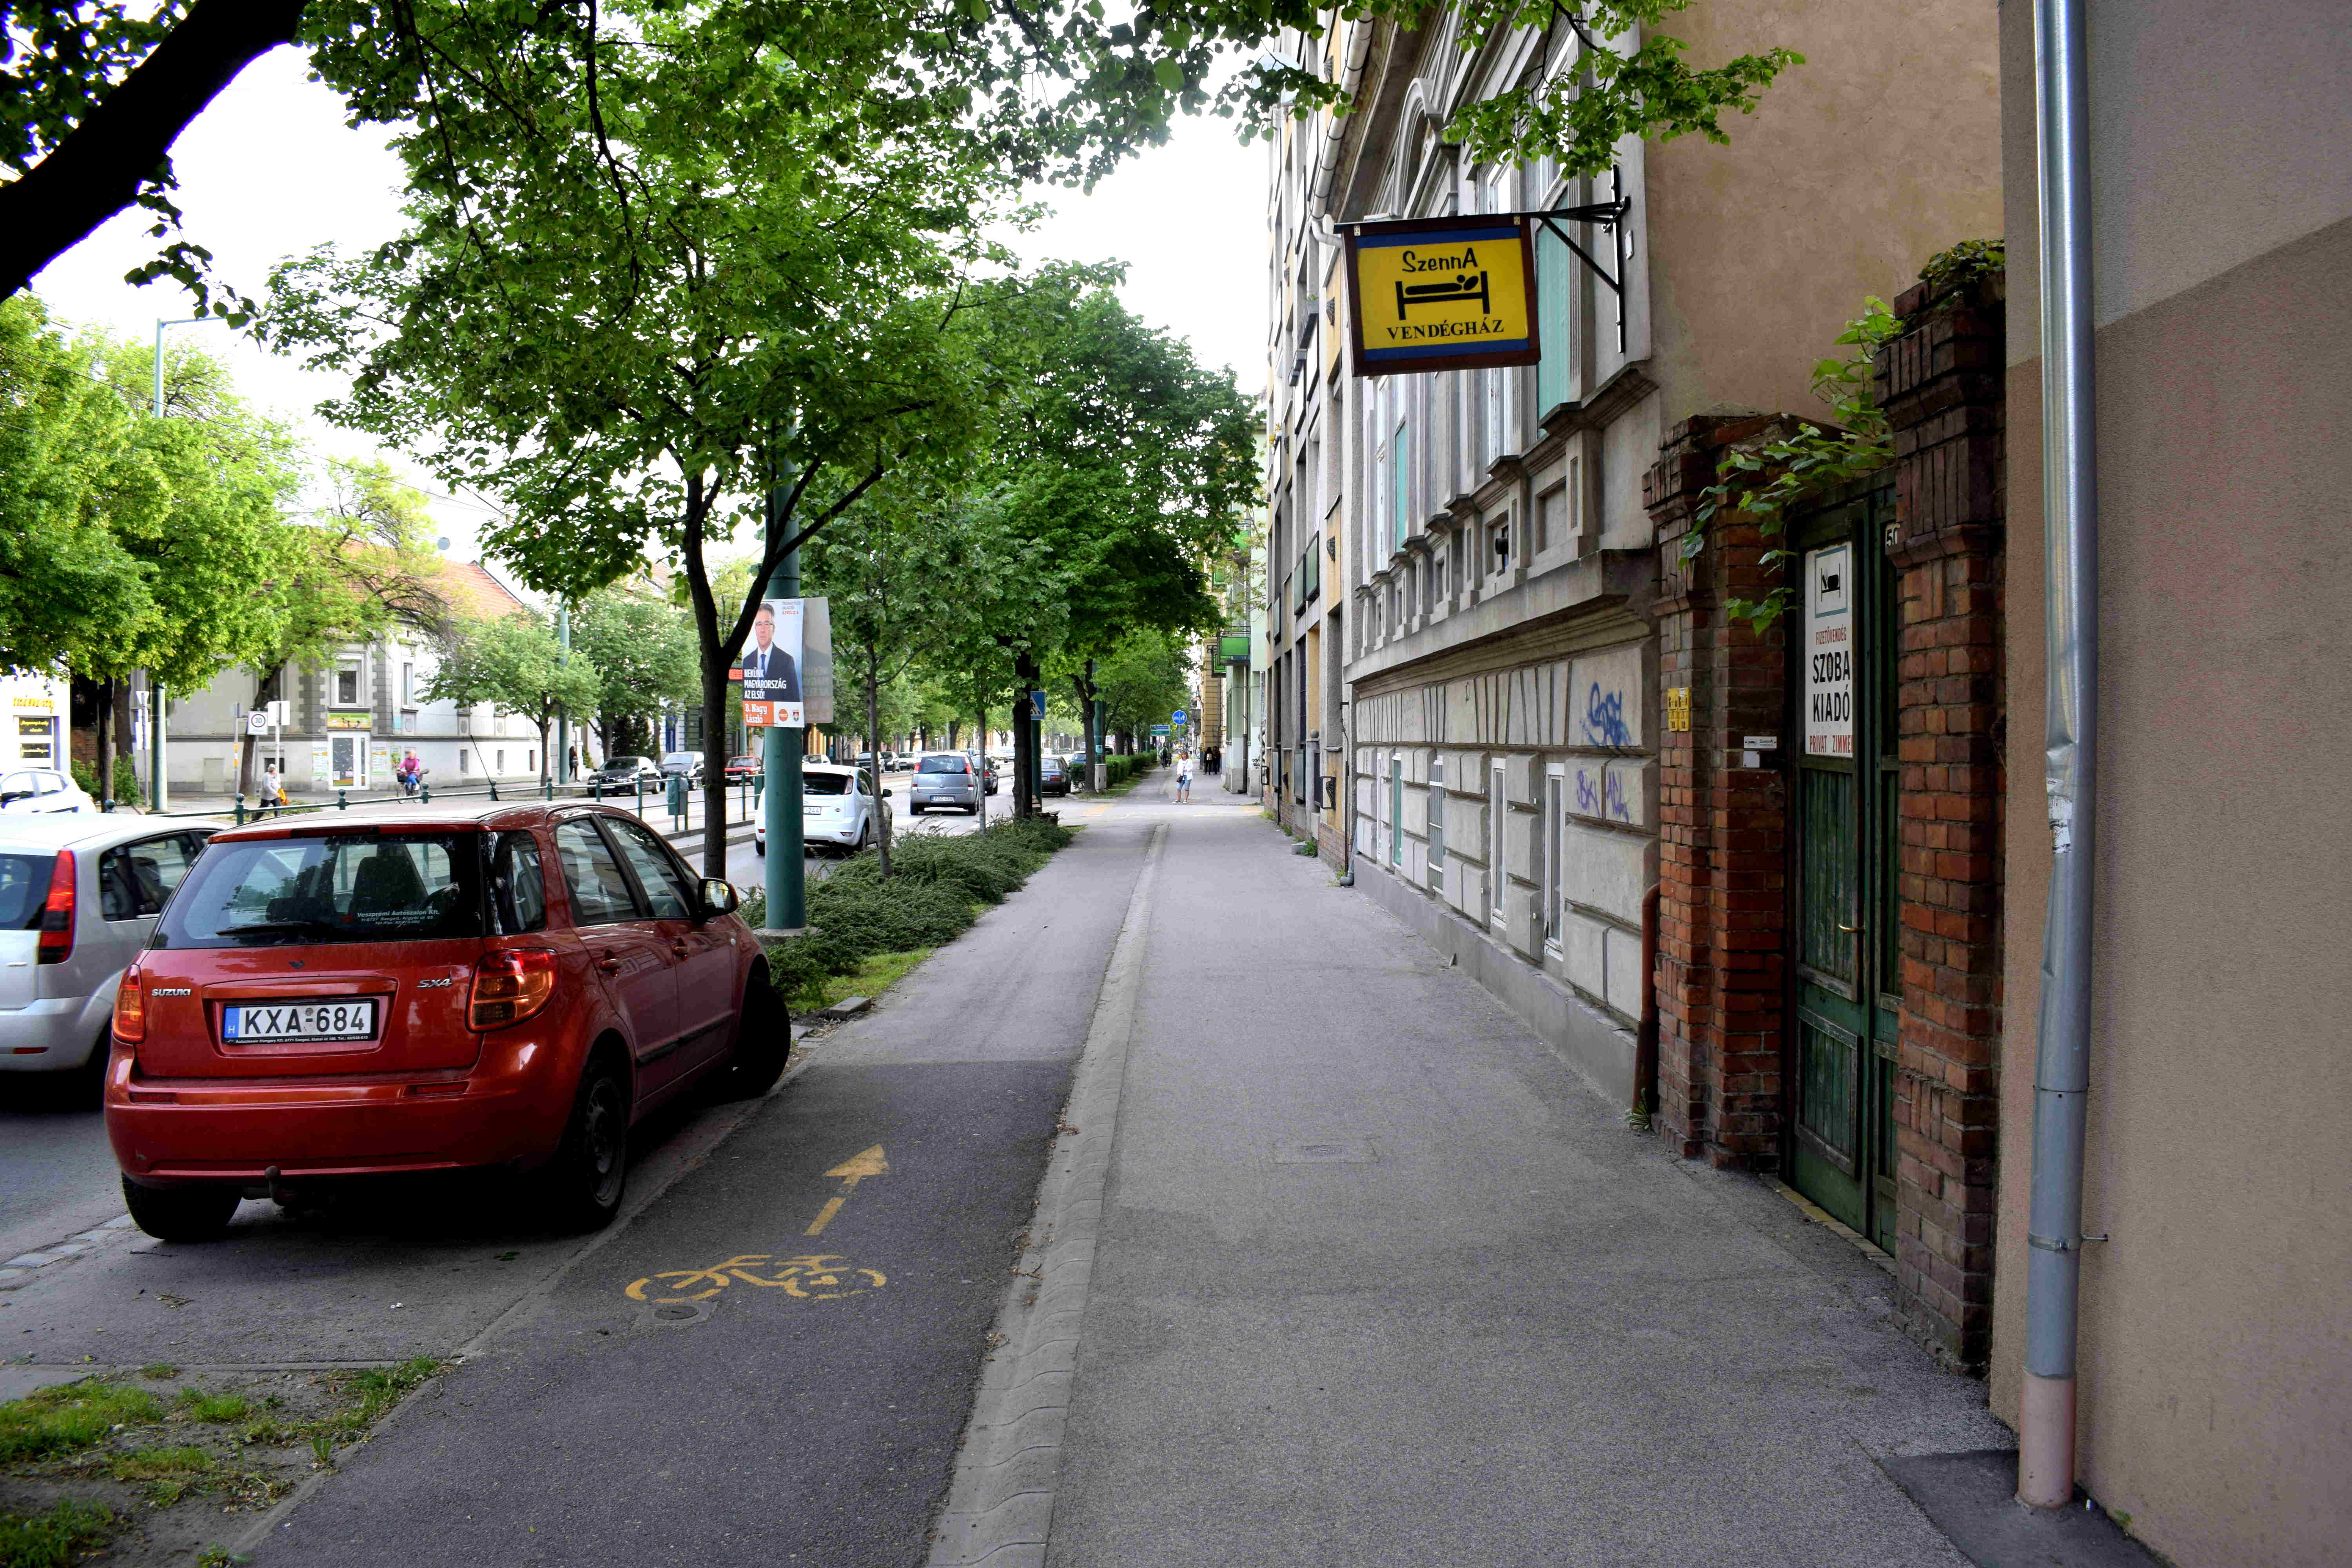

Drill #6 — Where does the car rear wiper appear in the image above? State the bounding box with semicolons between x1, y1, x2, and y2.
213;918;347;937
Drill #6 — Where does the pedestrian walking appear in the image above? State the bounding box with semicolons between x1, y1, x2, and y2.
1175;751;1194;803
259;762;282;817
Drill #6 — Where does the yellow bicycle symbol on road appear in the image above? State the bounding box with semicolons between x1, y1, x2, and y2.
624;1253;887;1304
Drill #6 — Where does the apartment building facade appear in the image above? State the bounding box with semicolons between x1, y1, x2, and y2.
1276;2;2000;1112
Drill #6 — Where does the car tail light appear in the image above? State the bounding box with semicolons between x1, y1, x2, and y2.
36;850;74;965
469;948;557;1031
113;965;146;1043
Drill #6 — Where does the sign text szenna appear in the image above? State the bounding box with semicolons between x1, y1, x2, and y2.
1346;214;1539;378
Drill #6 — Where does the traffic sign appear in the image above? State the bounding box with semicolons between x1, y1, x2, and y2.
1172;708;1188;725
1150;724;1170;737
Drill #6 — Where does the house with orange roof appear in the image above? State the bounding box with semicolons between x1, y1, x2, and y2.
163;557;580;798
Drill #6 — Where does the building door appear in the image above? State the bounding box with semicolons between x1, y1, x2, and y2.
1787;489;1900;1251
329;733;368;790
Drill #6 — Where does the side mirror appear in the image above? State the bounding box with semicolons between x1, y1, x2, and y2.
701;878;739;918
881;788;894;799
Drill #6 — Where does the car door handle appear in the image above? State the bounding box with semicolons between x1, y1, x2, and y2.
597;956;624;974
670;942;690;958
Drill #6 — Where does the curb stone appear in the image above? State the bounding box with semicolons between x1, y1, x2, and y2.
926;822;1164;1568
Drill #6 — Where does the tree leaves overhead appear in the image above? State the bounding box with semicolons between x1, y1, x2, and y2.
0;295;303;690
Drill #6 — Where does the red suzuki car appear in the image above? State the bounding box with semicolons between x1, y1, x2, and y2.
103;803;784;1242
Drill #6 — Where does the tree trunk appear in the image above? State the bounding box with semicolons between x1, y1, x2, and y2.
96;678;114;808
698;649;730;876
0;0;310;299
865;644;890;878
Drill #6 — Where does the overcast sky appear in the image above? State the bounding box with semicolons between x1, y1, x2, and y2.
31;45;1269;566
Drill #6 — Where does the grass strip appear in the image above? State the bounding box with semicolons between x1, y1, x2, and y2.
742;815;1073;1013
0;1383;164;1463
0;1499;115;1568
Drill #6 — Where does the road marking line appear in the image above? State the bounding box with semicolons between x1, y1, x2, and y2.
927;820;1164;1567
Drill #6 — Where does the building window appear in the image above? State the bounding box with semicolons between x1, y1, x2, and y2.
401;663;415;704
496;749;505;773
1489;759;1508;920
1392;419;1410;552
1544;764;1565;949
1428;755;1447;893
460;749;471;775
1389;756;1405;867
336;665;360;705
1536;485;1563;557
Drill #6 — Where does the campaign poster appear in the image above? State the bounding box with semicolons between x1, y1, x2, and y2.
738;597;834;730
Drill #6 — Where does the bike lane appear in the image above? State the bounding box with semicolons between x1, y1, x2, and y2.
250;812;1153;1568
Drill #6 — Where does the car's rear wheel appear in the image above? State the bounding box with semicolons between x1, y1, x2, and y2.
909;804;924;816
711;966;789;1100
121;1177;240;1243
540;1055;628;1232
754;837;766;858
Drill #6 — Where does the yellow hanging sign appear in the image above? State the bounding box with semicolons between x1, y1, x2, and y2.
1346;214;1540;378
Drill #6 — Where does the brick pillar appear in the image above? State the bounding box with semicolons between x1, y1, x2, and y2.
1879;271;2006;1365
1645;414;1793;1168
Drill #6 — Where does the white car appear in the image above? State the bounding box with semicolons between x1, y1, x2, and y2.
0;769;94;815
0;814;218;1083
753;764;893;857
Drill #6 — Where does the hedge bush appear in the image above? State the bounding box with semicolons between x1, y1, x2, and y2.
740;815;1075;1011
1102;752;1153;788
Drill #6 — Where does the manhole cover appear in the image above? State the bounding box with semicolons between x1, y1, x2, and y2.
1272;1139;1376;1165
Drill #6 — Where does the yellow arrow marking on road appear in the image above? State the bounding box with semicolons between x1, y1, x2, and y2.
805;1144;889;1236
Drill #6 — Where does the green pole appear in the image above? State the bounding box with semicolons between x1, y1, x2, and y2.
762;467;807;935
555;599;572;786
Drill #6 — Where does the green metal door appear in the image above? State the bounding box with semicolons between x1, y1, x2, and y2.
1787;490;1901;1251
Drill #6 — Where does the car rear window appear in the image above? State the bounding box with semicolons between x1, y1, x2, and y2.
804;773;853;795
0;854;53;930
154;833;483;948
918;755;967;774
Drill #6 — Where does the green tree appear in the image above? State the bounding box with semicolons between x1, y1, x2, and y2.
1;2;1795;303
1095;628;1192;748
265;5;1051;872
231;455;447;794
572;582;699;762
422;613;603;787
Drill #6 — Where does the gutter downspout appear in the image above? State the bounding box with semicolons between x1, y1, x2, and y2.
2019;0;2099;1511
1309;17;1376;210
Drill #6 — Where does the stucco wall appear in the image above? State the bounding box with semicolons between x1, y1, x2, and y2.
1645;0;2002;427
1993;3;2352;1559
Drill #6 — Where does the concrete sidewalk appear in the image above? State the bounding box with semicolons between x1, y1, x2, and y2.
1014;788;2012;1566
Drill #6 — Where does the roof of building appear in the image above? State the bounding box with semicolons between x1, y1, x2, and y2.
431;561;532;622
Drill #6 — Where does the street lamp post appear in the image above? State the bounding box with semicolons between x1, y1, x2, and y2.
144;315;225;813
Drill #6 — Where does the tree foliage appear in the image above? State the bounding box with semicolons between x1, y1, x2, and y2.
572;581;699;758
4;0;1797;305
0;295;302;690
422;611;602;783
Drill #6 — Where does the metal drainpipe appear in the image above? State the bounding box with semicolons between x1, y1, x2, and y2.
2018;0;2100;1511
1309;18;1376;209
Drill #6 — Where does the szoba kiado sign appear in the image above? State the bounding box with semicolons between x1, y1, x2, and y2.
1345;213;1539;378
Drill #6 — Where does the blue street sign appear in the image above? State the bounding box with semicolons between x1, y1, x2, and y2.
1172;709;1188;725
1029;689;1047;720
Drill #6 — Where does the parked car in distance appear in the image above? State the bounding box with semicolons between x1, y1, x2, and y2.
1038;756;1071;797
753;764;891;858
724;755;762;785
0;769;95;815
659;752;705;784
103;802;785;1241
587;756;662;789
1;815;218;1089
906;753;980;815
965;753;998;795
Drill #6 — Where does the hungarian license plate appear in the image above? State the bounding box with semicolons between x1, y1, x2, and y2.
223;1000;377;1043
